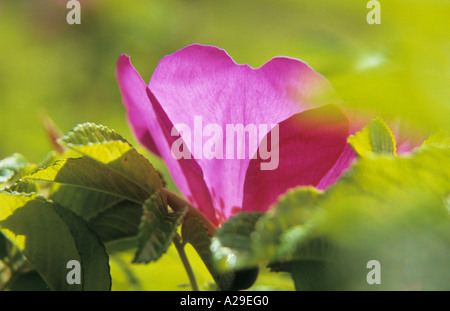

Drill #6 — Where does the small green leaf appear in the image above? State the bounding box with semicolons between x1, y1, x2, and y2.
9;180;39;194
133;191;186;263
348;118;397;157
211;212;264;271
0;191;111;290
59;122;162;196
0;153;31;184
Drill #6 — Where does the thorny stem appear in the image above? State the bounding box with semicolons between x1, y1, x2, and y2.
163;188;218;236
173;234;199;291
163;188;218;291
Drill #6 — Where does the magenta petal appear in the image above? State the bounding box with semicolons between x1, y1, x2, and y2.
146;88;218;224
116;54;218;224
316;144;356;190
242;105;349;213
149;44;338;221
116;55;160;156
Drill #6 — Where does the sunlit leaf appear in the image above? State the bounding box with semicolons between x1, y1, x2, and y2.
59;122;162;196
22;123;171;259
25;157;149;204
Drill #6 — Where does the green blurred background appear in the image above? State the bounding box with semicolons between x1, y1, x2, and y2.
0;0;448;290
1;0;449;163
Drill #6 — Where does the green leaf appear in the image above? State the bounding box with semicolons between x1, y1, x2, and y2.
317;145;450;241
0;191;111;290
8;270;50;291
49;184;143;245
23;123;167;250
312;146;450;290
58;122;162;196
47;183;144;249
49;184;125;220
287;260;341;291
252;188;326;264
133;190;186;263
25;157;150;204
348;118;397;157
88;200;142;243
0;232;7;261
52;204;111;290
422;130;450;148
322;145;450;215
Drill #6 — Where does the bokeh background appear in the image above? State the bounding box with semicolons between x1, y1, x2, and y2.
0;0;448;290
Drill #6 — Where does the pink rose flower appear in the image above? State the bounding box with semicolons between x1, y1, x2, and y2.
117;44;355;226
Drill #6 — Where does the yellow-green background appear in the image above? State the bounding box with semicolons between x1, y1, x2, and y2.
1;0;448;290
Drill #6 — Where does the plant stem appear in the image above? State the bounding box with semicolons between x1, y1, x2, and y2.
163;188;217;236
173;234;199;291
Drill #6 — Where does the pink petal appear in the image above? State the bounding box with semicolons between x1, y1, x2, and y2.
116;55;218;224
116;55;160;156
242;104;349;213
149;44;339;221
146;88;218;224
316;144;355;190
